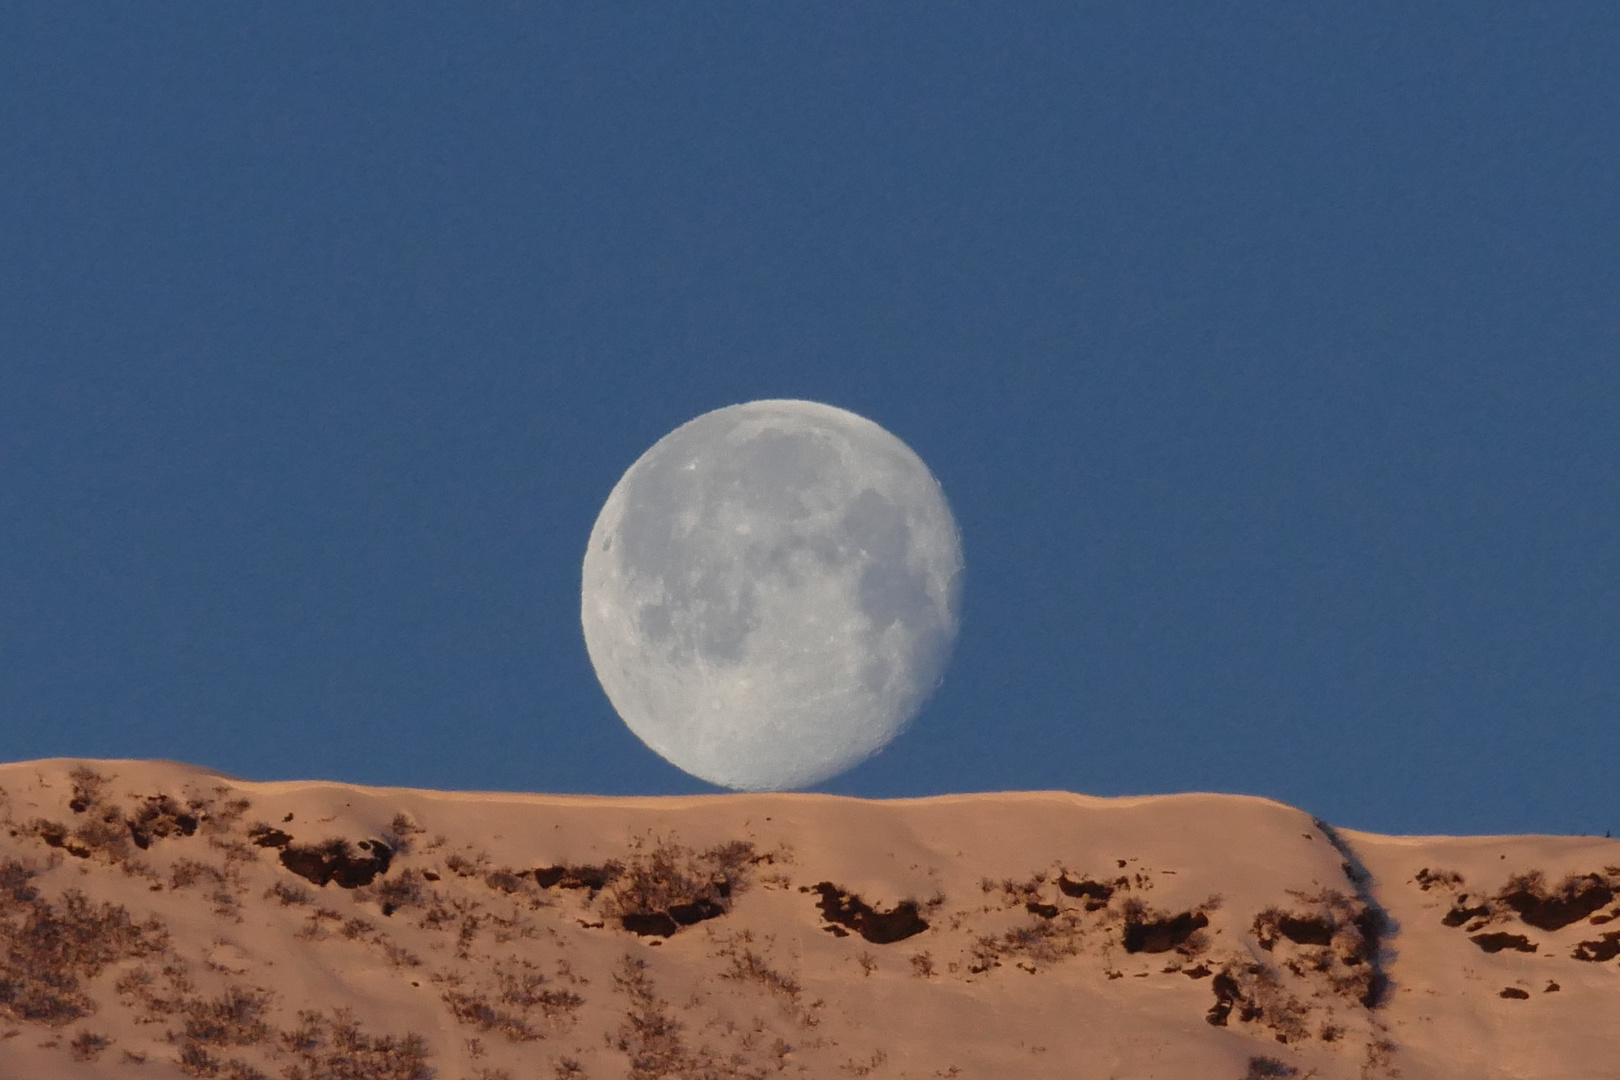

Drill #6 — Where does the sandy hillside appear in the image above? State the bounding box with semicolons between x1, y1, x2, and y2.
0;759;1614;1080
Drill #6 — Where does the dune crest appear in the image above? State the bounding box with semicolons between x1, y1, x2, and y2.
0;758;1613;1080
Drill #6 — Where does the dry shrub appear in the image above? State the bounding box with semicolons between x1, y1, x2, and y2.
198;791;253;837
70;1028;112;1060
0;861;167;1025
180;984;273;1047
67;767;109;813
18;814;133;863
359;869;429;916
267;881;314;907
603;837;757;921
968;910;1086;972
1210;963;1313;1044
612;955;696;1080
384;814;424;855
176;1041;271;1079
440;959;584;1041
281;1008;433;1080
117;961;197;1020
441;987;536;1042
1252;889;1385;1008
715;930;805;1018
172;859;228;890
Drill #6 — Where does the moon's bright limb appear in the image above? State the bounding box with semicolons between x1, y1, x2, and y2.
581;399;963;791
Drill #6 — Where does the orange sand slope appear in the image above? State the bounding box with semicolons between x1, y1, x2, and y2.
0;758;1614;1080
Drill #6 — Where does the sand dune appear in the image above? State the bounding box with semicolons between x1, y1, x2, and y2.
0;758;1613;1079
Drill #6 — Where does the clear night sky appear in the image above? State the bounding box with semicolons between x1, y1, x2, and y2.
2;7;1615;837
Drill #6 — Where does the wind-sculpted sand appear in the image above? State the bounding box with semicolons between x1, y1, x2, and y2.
0;759;1614;1079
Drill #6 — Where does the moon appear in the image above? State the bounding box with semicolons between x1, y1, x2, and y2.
581;399;963;791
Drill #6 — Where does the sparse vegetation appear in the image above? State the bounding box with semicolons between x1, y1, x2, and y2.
1251;889;1386;1009
0;860;168;1025
69;1028;112;1060
1244;1056;1298;1079
179;985;274;1048
267;881;314;907
612;955;694;1080
438;959;584;1041
715;930;806;1015
280;1008;434;1080
602;836;759;937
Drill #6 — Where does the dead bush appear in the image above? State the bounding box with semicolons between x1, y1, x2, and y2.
176;1042;269;1079
280;1008;433;1080
440;959;584;1041
603;837;757;931
1244;1056;1298;1079
384;814;424;855
1251;889;1386;1008
181;985;273;1047
67;767;110;813
130;795;202;850
70;1028;112;1060
715;931;803;1008
612;955;705;1080
361;869;429;916
172;859;228;891
267;881;314;907
1206;963;1312;1044
0;875;168;1025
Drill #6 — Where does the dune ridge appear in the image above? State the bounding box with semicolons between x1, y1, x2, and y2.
0;758;1613;1080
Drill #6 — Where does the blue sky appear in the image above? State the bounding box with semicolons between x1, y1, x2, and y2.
2;6;1615;836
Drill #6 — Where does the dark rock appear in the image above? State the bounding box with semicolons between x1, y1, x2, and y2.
248;825;293;849
1277;915;1334;947
668;897;725;926
1572;931;1620;962
1501;875;1614;932
534;863;621;894
1498;987;1530;1000
809;882;929;944
279;838;393;888
1123;911;1208;954
621;912;679;937
1255;912;1334;950
1414;867;1463;891
1470;932;1537;954
1442;902;1491;928
484;870;524;894
1056;876;1114;910
128;796;199;850
1207;971;1241;1026
1025;901;1060;919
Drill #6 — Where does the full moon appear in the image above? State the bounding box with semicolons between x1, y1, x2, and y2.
581;399;963;791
